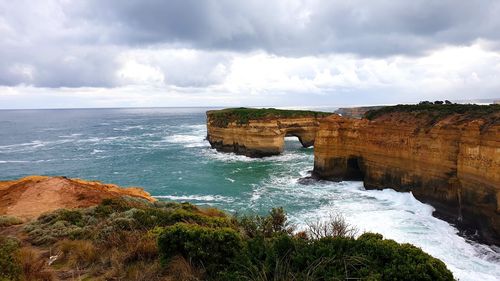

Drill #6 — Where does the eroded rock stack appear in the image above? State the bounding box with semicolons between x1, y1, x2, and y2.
206;108;330;157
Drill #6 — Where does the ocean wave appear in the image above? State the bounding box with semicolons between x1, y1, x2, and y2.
58;133;83;138
202;149;311;163
0;139;76;152
0;159;53;164
162;134;207;148
154;194;235;203
113;125;145;131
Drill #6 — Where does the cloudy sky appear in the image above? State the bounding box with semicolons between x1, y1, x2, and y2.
0;0;499;109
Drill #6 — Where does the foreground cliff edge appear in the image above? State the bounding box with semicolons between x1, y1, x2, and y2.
1;176;453;280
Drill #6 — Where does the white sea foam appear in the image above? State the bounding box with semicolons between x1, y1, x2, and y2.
113;125;145;131
290;181;500;281
90;149;104;155
162;134;207;148
202;148;309;163
0;159;53;164
0;160;30;163
0;139;77;153
58;133;83;138
154;194;234;203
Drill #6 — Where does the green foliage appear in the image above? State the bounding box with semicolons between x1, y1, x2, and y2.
20;199;454;280
158;223;243;275
364;103;499;123
208;107;331;127
229;233;453;281
0;236;22;281
238;207;295;238
154;208;454;281
24;197;233;245
0;215;23;227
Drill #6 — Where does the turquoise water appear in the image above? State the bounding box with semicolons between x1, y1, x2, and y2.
0;107;499;280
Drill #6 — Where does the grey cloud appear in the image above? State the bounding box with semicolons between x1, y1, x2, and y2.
81;0;500;56
0;0;499;88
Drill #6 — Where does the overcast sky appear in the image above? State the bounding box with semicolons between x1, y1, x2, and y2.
0;0;499;109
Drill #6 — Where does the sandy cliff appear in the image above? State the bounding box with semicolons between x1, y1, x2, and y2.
207;108;330;157
0;175;155;219
313;108;500;244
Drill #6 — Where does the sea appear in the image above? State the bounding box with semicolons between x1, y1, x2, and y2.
0;107;499;280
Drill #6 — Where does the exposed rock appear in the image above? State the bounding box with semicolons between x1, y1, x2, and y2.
313;108;500;245
0;175;155;219
206;108;331;157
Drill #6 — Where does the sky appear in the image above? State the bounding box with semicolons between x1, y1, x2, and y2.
0;0;499;109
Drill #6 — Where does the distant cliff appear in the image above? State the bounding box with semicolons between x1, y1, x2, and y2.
206;108;331;157
313;104;500;244
334;106;385;118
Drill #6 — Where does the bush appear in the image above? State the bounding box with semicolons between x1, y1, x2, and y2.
238;207;295;238
56;240;98;268
0;215;24;227
16;247;54;281
231;233;453;281
306;213;358;239
157;223;243;275
0;236;21;281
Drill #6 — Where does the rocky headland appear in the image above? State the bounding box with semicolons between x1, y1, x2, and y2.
206;108;331;157
313;104;500;244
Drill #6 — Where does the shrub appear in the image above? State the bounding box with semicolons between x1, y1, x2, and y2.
0;236;21;281
16;247;54;281
157;223;243;275
238;207;295;238
306;212;358;239
0;215;24;227
232;233;453;281
56;239;98;268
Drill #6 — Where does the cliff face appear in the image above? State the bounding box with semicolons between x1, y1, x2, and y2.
207;109;329;157
313;112;500;244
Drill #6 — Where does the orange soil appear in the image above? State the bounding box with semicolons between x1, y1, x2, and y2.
0;175;155;219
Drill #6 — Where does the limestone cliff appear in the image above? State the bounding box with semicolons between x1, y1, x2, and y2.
207;108;331;157
313;104;500;244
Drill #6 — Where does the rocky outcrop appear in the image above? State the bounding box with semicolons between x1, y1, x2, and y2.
313;108;500;245
207;108;330;157
0;176;155;219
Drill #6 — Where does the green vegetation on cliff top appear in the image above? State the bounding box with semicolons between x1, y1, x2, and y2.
1;196;454;281
364;103;500;122
207;107;331;127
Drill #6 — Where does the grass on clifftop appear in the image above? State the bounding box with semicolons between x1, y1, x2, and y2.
364;103;500;123
0;197;454;281
207;107;331;127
